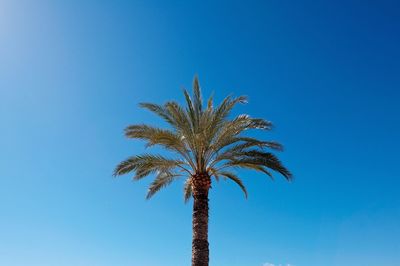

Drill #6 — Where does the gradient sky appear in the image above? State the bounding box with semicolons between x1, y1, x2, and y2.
1;1;400;266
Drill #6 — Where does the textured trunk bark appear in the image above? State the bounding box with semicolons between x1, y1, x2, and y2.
192;189;209;266
191;174;210;266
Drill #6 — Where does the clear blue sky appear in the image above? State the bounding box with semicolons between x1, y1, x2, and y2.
1;1;399;266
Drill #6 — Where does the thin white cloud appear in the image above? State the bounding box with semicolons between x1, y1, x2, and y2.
263;263;294;266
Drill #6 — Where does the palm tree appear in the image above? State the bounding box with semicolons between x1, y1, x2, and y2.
113;76;292;266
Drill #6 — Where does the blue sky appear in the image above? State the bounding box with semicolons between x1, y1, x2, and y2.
1;1;399;265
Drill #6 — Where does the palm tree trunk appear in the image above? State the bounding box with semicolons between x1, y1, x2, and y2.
191;175;210;266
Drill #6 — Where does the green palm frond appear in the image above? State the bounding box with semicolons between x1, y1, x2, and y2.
183;178;193;203
183;89;198;131
223;151;292;180
224;139;283;153
217;171;248;198
113;154;186;179
192;76;203;116
207;167;220;182
209;115;272;154
165;101;196;149
241;150;292;179
205;95;248;142
221;161;273;178
146;171;182;199
125;124;181;148
124;124;194;166
139;102;176;127
210;139;284;167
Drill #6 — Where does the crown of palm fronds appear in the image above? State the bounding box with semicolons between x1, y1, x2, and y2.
114;76;292;201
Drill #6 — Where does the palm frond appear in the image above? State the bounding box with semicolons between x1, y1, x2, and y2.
209;139;284;167
218;171;248;198
183;178;193;203
225;139;283;153
139;102;175;127
206;95;248;140
241;150;292;179
192;76;203;117
183;89;197;132
146;171;181;199
113;154;184;180
165;101;194;141
210;115;271;154
208;167;220;182
223;151;292;180
125;124;181;148
221;161;273;178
